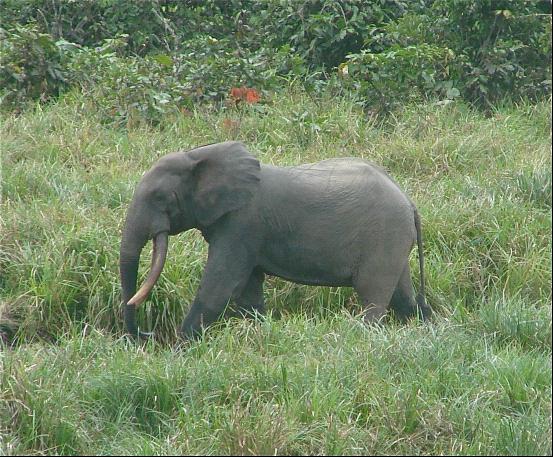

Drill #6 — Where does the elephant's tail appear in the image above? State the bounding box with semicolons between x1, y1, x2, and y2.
414;208;431;319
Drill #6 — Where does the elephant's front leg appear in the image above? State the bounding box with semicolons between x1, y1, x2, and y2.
234;269;265;317
179;241;254;340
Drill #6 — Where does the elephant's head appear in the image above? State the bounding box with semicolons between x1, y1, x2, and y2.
120;141;260;339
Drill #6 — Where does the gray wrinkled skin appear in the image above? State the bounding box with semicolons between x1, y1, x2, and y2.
120;141;432;340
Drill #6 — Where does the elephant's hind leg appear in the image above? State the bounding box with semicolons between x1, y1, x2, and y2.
353;262;402;324
389;262;418;321
390;263;431;321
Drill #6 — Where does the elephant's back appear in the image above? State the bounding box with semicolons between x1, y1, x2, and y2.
283;157;383;174
261;158;406;202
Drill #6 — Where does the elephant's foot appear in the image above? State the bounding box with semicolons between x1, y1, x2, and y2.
363;303;388;325
179;302;222;340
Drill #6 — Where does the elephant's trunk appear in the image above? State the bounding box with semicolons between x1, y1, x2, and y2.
120;230;168;339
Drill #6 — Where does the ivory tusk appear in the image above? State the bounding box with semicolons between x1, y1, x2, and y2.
127;232;168;307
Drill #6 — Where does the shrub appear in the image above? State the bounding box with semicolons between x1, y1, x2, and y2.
0;0;183;55
337;1;551;110
410;0;552;107
67;34;285;126
340;44;456;112
67;35;189;127
244;0;410;72
0;24;77;109
0;1;550;113
175;35;286;103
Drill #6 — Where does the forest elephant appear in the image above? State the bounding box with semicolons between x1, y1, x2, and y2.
120;141;432;340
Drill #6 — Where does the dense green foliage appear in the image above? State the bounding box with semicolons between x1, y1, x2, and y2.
1;0;551;120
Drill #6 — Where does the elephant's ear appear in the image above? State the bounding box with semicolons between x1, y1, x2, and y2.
190;141;261;227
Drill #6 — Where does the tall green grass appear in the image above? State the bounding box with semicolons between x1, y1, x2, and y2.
1;318;551;455
1;91;551;454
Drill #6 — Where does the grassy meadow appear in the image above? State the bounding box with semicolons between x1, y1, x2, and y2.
0;91;551;455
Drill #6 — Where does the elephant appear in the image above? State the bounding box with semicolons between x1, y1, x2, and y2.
120;141;432;340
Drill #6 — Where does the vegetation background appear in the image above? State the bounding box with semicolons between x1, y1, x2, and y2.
1;1;551;455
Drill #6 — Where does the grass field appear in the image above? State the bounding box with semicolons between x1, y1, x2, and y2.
1;91;551;455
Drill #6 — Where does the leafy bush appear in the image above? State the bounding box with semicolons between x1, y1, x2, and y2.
338;0;551;110
412;0;552;107
0;0;550;115
243;0;410;72
0;25;77;109
444;1;551;106
174;35;282;103
0;0;183;54
68;35;189;126
67;34;285;126
0;0;244;55
340;44;457;111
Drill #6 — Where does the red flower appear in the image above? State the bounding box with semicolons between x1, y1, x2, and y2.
244;88;261;104
229;87;261;104
230;87;246;100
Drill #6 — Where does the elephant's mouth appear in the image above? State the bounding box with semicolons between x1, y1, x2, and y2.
127;231;169;307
